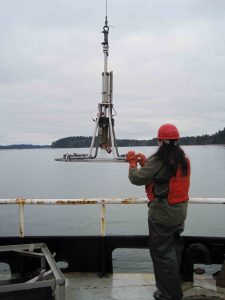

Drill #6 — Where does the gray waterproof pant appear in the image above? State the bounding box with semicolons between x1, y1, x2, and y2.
148;218;184;300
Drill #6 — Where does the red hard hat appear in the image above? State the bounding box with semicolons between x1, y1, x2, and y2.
157;123;180;140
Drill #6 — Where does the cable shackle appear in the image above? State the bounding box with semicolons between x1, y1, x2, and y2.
102;16;109;47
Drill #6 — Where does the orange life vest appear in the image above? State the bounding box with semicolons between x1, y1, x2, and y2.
146;158;190;205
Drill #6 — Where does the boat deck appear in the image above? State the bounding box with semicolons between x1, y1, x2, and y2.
65;271;225;300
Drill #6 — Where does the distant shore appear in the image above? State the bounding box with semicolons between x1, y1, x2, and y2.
0;144;50;150
1;127;224;149
51;127;225;148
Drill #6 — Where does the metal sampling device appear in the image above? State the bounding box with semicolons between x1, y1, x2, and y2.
56;7;126;163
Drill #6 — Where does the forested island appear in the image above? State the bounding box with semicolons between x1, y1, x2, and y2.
51;127;225;148
0;128;224;149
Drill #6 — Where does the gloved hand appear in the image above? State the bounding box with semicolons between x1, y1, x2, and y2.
137;153;146;167
126;151;138;168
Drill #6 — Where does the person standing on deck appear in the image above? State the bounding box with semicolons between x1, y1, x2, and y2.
126;124;191;300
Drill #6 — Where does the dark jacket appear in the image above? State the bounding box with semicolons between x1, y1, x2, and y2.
129;155;189;225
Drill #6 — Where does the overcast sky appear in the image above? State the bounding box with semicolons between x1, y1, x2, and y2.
0;0;225;145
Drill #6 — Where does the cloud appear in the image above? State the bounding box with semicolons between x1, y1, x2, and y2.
0;0;225;144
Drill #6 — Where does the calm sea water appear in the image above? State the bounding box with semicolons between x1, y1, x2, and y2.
0;145;225;238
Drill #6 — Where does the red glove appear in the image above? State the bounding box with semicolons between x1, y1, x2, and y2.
126;151;138;168
137;153;146;167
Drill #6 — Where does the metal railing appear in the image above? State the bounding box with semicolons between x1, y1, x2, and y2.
0;197;224;238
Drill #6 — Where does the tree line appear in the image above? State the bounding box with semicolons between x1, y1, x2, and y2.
51;127;225;148
1;128;224;149
0;144;50;150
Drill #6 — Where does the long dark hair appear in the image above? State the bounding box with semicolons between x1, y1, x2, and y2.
153;140;188;176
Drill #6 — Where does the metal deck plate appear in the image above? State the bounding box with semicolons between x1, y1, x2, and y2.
64;272;225;300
